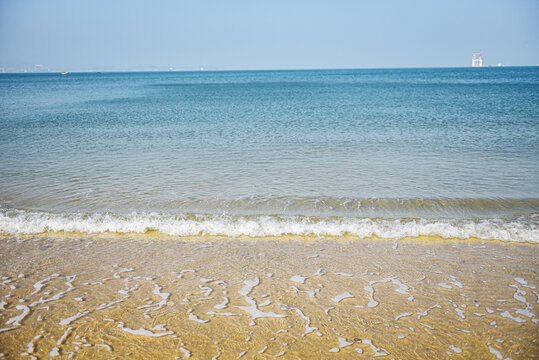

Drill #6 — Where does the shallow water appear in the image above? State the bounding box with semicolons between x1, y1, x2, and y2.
0;236;537;359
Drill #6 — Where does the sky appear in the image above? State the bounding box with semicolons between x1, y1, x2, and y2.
0;0;538;72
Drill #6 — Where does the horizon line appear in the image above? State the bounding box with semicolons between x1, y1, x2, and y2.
1;64;537;75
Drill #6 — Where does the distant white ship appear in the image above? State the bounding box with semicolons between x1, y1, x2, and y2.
61;72;68;75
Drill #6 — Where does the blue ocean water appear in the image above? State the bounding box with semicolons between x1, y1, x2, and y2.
0;68;538;241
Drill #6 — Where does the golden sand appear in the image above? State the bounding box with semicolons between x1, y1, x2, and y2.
0;235;537;359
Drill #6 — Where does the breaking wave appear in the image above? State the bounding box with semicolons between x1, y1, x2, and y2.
0;209;537;243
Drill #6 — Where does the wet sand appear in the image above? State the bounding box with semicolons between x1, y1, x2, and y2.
0;235;537;359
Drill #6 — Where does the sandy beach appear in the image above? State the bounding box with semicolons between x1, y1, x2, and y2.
0;235;536;359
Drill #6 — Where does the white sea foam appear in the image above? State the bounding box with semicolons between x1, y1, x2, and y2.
31;274;59;295
117;322;174;337
199;285;213;297
95;344;112;352
60;310;89;326
96;299;123;310
188;313;208;323
337;337;353;348
395;312;413;321
313;268;324;276
449;276;463;289
362;339;390;357
455;308;466;319
57;327;72;345
236;277;287;325
500;310;526;323
417;304;442;319
438;283;453;289
0;210;537;242
291;286;317;298
49;347;60;357
179;346;191;358
290;275;307;284
488;345;505;360
29;276;76;307
27;334;41;354
5;305;30;326
332;292;354;303
335;272;354;277
136;284;169;311
293;308;317;335
206;311;240;316
364;286;378;308
514;277;535;289
214;297;229;310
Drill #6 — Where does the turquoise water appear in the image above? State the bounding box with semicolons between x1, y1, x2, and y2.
0;68;538;240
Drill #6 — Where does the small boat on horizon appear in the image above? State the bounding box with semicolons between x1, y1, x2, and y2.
61;72;68;75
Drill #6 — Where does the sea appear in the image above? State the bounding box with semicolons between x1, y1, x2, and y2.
0;67;538;242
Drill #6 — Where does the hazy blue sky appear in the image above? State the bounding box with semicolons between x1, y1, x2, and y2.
0;0;537;71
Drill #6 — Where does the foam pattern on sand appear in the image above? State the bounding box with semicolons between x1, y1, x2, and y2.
1;261;537;358
0;238;537;359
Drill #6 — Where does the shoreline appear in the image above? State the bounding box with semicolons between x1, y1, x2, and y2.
2;231;538;245
0;236;537;358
